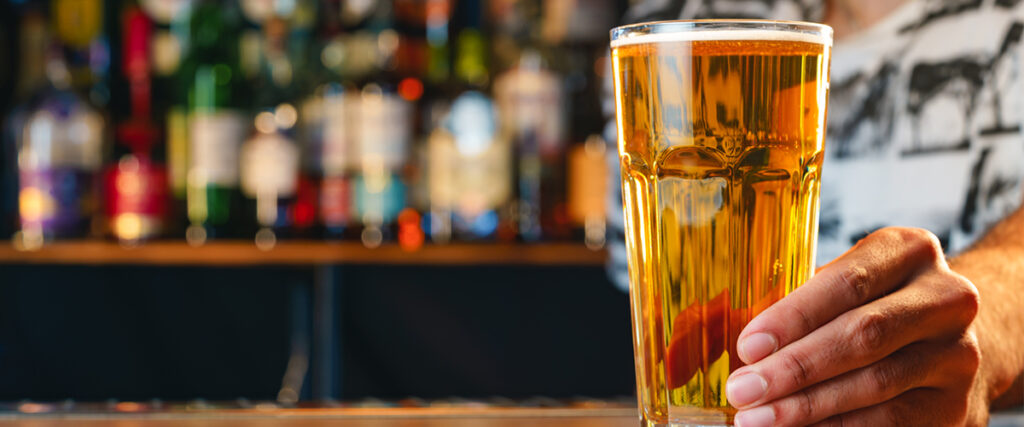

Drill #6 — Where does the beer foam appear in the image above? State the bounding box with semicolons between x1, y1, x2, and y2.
610;29;831;48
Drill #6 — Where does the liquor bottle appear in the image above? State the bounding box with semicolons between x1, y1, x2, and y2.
345;3;414;248
11;49;106;248
493;48;568;241
562;45;609;248
140;0;193;235
239;16;302;247
286;0;321;237
427;91;510;242
298;2;348;239
104;5;169;245
179;0;247;244
354;85;411;248
422;0;514;243
424;100;454;243
310;83;358;239
7;2;108;248
240;107;300;248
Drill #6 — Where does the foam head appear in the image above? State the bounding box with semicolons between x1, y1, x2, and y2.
611;27;832;49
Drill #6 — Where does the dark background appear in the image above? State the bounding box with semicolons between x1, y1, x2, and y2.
0;264;634;401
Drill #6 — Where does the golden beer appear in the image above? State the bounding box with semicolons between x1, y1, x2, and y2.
611;22;832;426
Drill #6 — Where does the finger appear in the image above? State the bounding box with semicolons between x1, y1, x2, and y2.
810;388;968;427
666;289;729;388
733;339;966;427
736;227;945;365
726;274;979;409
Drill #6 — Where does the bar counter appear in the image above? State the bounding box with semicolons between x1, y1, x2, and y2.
3;405;1023;425
1;407;638;426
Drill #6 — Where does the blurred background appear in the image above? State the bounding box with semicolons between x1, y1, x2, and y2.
0;0;637;406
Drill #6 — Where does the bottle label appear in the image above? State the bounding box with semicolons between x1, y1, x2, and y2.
567;137;608;225
322;92;358;175
428;129;457;210
104;156;168;240
240;132;299;198
190;111;245;186
358;93;411;172
321;176;351;227
456;138;511;218
494;66;565;155
354;173;405;225
445;92;511;217
23;100;105;170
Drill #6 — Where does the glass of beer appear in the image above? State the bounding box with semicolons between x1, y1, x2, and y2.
610;20;832;426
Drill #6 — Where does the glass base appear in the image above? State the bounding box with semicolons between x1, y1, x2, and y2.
641;406;733;427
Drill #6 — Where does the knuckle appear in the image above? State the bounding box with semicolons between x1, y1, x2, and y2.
795;390;817;424
868;359;905;395
838;264;872;303
880;227;943;262
784;304;817;338
906;228;944;263
779;350;813;389
932;272;981;328
951;276;981;321
773;391;817;427
849;311;888;354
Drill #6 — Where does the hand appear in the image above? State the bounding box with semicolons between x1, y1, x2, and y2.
726;227;984;426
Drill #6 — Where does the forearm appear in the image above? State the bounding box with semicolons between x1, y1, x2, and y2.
949;205;1024;409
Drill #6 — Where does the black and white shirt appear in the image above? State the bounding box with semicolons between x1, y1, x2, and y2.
605;0;1024;291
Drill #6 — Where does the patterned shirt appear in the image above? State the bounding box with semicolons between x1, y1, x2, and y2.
605;0;1024;291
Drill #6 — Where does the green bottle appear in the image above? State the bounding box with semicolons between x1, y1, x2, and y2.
179;0;248;244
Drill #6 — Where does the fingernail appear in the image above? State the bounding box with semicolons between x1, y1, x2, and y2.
734;405;775;427
739;333;777;363
726;372;767;407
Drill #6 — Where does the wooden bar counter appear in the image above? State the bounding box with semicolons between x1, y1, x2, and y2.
4;406;1023;426
0;407;639;426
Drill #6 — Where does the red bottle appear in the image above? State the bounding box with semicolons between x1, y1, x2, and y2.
104;6;168;245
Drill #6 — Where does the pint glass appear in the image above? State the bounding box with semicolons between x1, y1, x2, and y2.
610;21;832;426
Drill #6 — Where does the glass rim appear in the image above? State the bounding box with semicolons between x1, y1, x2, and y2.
610;19;833;49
